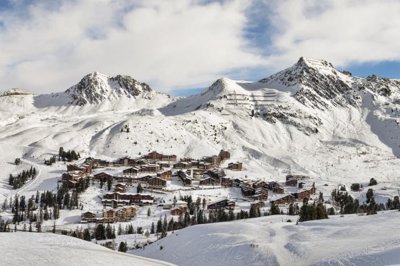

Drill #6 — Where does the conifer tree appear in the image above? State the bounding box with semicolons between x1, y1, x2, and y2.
118;241;128;252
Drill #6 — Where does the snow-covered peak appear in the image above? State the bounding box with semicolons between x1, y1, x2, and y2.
297;57;335;71
259;57;357;108
202;77;249;97
65;72;154;105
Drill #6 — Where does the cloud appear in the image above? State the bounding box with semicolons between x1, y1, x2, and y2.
0;0;264;93
2;0;400;94
262;0;400;70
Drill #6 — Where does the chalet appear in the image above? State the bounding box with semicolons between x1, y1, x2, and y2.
170;206;188;216
157;161;172;168
253;181;268;189
285;177;298;187
147;177;167;188
192;168;205;178
103;206;137;223
144;151;177;162
272;186;285;194
91;159;111;168
241;185;255;197
197;162;213;170
81;211;98;223
251;188;268;201
114;157;138;167
180;157;194;162
115;208;129;221
270;194;295;205
124;206;137;218
102;199;130;208
62;172;79;182
218;150;231;161
286;174;310;181
82;164;92;174
62;171;86;189
140;164;161;173
114;183;127;193
173;161;192;169
103;208;116;223
103;192;154;206
190;160;200;169
268;181;284;194
228;162;243;171
177;170;192;186
203;155;221;166
137;175;153;182
113;176;135;184
199;176;219;186
221;177;233;187
205;169;226;180
292;185;316;201
157;170;172;181
93;172;113;182
207;199;235;210
123;167;140;175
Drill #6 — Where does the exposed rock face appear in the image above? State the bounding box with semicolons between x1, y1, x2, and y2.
65;72;153;105
260;57;360;109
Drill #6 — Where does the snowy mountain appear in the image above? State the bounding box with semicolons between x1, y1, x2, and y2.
1;232;175;266
2;58;400;199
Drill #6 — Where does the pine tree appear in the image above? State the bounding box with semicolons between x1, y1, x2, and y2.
366;188;374;204
83;228;91;241
368;178;378;186
105;223;115;239
95;224;106;240
118;241;128;252
270;202;280;215
156;219;162;233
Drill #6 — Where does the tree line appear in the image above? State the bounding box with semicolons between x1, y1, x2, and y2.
8;167;37;189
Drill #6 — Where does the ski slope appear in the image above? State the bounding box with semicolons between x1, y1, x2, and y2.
133;211;400;266
1;232;175;266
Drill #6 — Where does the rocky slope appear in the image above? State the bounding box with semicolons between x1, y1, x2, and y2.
65;72;154;105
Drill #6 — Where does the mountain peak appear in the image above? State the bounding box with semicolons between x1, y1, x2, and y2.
65;72;153;105
297;57;335;70
259;57;355;109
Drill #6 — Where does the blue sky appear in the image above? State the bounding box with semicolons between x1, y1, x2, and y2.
347;61;400;80
1;0;400;96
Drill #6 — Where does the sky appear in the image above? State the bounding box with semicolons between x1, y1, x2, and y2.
1;0;400;96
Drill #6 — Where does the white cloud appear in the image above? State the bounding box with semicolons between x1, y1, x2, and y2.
263;0;400;70
0;0;264;93
2;0;400;94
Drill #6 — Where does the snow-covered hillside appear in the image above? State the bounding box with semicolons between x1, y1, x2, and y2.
2;58;400;200
133;211;400;266
1;232;175;266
